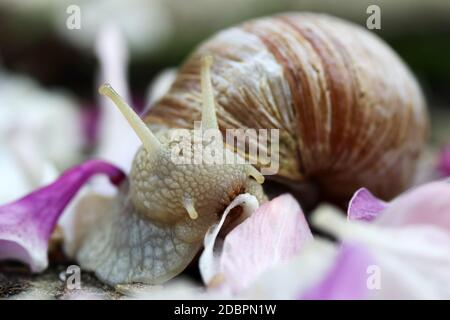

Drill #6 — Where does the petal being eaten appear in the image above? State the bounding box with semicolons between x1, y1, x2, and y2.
0;160;125;272
199;193;259;288
200;194;313;294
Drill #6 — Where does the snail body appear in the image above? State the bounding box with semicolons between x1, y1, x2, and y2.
77;57;266;285
77;13;427;285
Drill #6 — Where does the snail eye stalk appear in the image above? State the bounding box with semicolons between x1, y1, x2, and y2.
99;83;161;153
200;55;220;131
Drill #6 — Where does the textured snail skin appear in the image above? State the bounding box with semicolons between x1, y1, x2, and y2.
146;13;428;203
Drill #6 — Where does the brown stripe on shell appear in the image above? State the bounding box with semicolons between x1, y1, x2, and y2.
278;14;352;172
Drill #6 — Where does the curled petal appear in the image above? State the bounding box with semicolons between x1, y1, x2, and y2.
0;160;125;272
349;181;450;231
199;193;259;288
348;188;387;222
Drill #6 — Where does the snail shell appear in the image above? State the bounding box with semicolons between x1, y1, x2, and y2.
145;12;428;203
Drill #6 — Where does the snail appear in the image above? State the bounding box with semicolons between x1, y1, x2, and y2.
76;56;266;285
76;13;428;285
146;12;428;203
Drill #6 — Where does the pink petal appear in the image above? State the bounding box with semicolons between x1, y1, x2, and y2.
375;180;450;230
300;242;374;300
0;159;125;272
348;181;450;231
215;194;313;293
438;144;450;177
348;188;388;222
313;204;450;299
348;181;450;229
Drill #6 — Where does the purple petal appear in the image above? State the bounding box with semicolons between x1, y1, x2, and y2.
348;181;450;230
80;105;100;148
301;242;375;300
438;144;450;177
313;204;450;299
348;188;388;222
0;159;125;272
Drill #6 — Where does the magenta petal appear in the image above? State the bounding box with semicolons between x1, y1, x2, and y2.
438;144;450;177
348;188;388;222
80;105;100;148
0;159;125;272
219;194;313;293
301;243;375;300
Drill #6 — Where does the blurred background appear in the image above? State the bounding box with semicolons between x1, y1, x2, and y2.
1;0;449;98
0;0;449;202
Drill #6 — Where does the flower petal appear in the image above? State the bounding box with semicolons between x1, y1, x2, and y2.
80;105;100;148
438;144;450;177
221;194;313;293
300;242;374;300
0;160;125;272
239;239;337;299
199;193;259;288
349;181;450;231
375;180;450;230
313;205;450;299
0;72;84;202
200;194;313;294
348;188;387;222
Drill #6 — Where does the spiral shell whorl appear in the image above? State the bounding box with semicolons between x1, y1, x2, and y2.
146;13;428;202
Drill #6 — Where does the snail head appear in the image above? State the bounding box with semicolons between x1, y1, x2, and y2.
99;56;264;236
